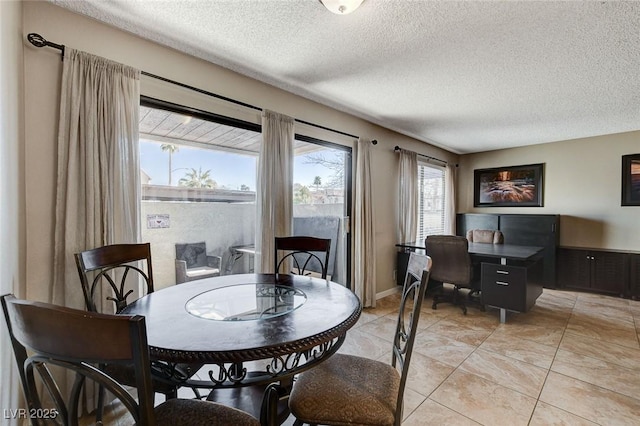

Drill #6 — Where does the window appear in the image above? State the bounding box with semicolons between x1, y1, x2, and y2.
417;162;445;241
139;98;260;287
138;97;353;288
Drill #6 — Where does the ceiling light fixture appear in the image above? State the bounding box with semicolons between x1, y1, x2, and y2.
320;0;365;15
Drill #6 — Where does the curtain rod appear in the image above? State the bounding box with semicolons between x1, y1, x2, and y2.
394;145;453;166
27;33;368;141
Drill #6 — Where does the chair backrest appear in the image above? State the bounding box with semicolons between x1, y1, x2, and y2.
293;216;340;277
466;229;504;244
175;241;208;269
274;236;331;279
74;243;153;313
1;294;156;425
392;255;432;425
425;235;472;285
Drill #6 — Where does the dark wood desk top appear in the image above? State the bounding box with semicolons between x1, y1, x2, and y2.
121;273;361;364
467;242;544;261
396;240;544;261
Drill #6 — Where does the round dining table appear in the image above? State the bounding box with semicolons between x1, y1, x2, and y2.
120;273;362;391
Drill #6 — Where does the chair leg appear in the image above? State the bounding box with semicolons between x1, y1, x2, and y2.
468;289;485;311
165;387;178;400
191;386;202;399
261;383;289;426
96;383;105;424
453;286;467;315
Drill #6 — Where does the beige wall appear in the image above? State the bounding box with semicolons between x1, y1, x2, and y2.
1;0;26;419
22;1;459;299
458;131;640;251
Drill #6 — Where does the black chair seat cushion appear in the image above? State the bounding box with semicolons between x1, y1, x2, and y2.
155;398;260;426
289;353;400;426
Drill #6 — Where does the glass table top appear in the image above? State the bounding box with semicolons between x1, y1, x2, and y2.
185;283;307;321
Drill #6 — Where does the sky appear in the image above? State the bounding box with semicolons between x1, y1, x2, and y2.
140;139;341;190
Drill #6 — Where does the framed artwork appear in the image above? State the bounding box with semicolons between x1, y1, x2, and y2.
621;154;640;206
474;163;544;207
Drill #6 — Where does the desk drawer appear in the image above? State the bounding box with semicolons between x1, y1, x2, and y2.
481;263;527;311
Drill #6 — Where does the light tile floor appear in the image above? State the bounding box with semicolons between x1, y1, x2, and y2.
354;289;640;426
89;289;640;425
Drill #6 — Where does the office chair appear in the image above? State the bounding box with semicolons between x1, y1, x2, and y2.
288;254;432;426
1;294;260;426
466;229;504;244
426;235;473;315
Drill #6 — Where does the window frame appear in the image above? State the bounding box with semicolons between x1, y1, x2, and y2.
416;160;446;241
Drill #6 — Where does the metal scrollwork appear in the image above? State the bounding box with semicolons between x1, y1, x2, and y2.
207;363;248;385
266;350;304;376
395;280;420;357
255;285;300;298
150;361;189;382
305;340;333;361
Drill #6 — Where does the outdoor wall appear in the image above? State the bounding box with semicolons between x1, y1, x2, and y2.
142;201;345;289
22;1;459;299
141;202;256;288
458;131;640;251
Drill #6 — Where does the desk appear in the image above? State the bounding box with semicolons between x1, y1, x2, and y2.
396;241;543;260
396;241;544;322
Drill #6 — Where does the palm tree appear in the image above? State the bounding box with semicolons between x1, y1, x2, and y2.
178;167;217;188
313;176;322;191
160;144;179;185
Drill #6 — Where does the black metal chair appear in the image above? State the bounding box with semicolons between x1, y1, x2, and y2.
288;253;432;426
1;294;260;426
274;236;331;279
75;243;154;313
74;243;201;421
207;236;331;426
426;235;474;314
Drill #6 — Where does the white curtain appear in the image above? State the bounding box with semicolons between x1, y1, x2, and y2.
354;138;376;308
398;148;418;243
256;110;294;273
444;163;457;235
51;48;140;414
52;48;141;311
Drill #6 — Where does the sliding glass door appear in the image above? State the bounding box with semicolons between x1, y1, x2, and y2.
292;136;352;287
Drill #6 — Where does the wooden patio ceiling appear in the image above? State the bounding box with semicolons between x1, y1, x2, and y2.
139;106;320;155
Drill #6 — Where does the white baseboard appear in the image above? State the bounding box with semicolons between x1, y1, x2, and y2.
376;286;401;300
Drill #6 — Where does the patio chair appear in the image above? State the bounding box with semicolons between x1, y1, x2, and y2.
175;241;222;283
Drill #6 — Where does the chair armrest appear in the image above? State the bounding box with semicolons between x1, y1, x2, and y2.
206;255;222;269
175;259;188;284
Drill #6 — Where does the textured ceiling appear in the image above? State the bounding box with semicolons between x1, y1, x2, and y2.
51;0;640;154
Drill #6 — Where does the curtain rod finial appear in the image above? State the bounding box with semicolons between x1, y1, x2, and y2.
27;33;47;48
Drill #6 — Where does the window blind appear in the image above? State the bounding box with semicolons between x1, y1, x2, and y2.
417;162;445;241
